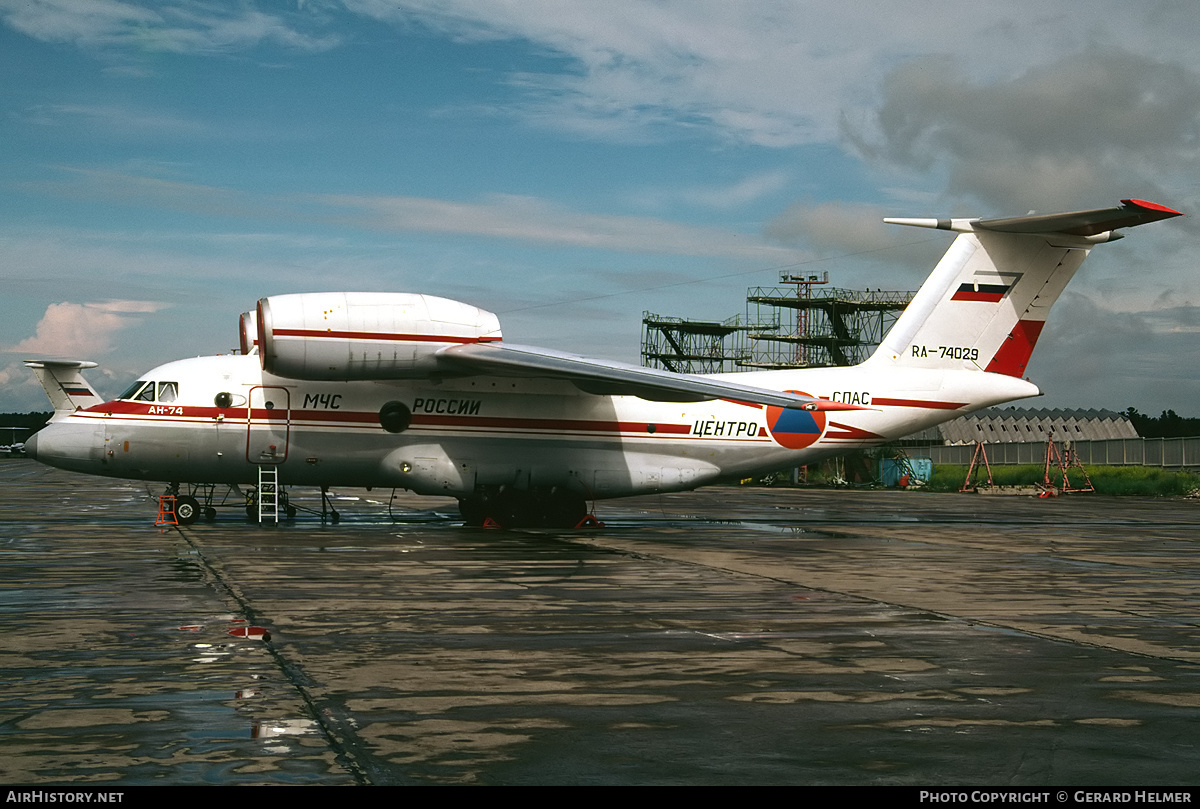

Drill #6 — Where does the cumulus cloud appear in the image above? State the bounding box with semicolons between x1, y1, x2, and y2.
6;300;168;357
7;1;1200;158
1144;305;1200;334
854;49;1200;213
1035;294;1200;410
334;1;1200;153
337;1;1025;146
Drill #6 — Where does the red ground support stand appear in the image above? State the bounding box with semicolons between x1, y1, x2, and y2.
961;441;995;492
1039;432;1095;496
156;495;178;526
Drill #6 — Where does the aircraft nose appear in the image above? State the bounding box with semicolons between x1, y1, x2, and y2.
23;420;106;474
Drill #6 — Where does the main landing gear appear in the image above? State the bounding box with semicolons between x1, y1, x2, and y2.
161;483;220;525
243;489;298;523
458;487;598;529
243;485;336;524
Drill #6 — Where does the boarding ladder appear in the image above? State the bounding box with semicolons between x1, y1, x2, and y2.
257;466;279;523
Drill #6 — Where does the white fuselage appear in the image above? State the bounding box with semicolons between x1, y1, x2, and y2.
30;352;1038;499
27;200;1181;516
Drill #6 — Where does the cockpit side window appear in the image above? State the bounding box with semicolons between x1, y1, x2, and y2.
118;380;150;400
117;379;180;402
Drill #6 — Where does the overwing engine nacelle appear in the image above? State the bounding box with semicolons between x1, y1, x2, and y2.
256;292;503;381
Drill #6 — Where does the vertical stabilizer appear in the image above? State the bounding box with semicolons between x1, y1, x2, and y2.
870;199;1180;377
24;360;103;421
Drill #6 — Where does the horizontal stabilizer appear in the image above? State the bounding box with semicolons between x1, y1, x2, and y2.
24;360;103;420
978;198;1182;236
886;198;1181;240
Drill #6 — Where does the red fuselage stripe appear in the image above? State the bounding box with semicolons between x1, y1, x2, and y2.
871;397;965;410
411;414;692;435
74;404;697;437
271;328;500;344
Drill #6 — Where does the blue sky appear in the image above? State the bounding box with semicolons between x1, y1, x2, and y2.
2;1;1197;414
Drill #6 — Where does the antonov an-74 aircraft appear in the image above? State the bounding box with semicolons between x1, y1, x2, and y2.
25;199;1180;527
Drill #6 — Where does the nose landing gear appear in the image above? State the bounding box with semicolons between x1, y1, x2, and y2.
160;483;215;526
174;494;201;525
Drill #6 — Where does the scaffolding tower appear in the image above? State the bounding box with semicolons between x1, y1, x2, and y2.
641;273;914;372
743;272;912;368
640;312;754;374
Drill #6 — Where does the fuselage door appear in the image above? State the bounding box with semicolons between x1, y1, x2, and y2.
246;386;290;464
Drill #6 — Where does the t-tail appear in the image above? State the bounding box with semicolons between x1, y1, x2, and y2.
24;360;104;422
868;199;1181;376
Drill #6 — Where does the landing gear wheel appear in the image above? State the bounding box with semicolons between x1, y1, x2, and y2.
175;495;201;525
330;510;340;524
204;507;217;521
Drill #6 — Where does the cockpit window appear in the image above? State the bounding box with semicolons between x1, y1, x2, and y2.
119;380;150;401
118;380;180;403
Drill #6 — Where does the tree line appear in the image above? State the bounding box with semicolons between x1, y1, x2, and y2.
1123;408;1200;438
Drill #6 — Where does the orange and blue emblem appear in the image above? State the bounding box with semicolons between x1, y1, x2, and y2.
765;390;826;449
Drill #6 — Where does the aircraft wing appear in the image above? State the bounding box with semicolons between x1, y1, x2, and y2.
437;342;865;411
